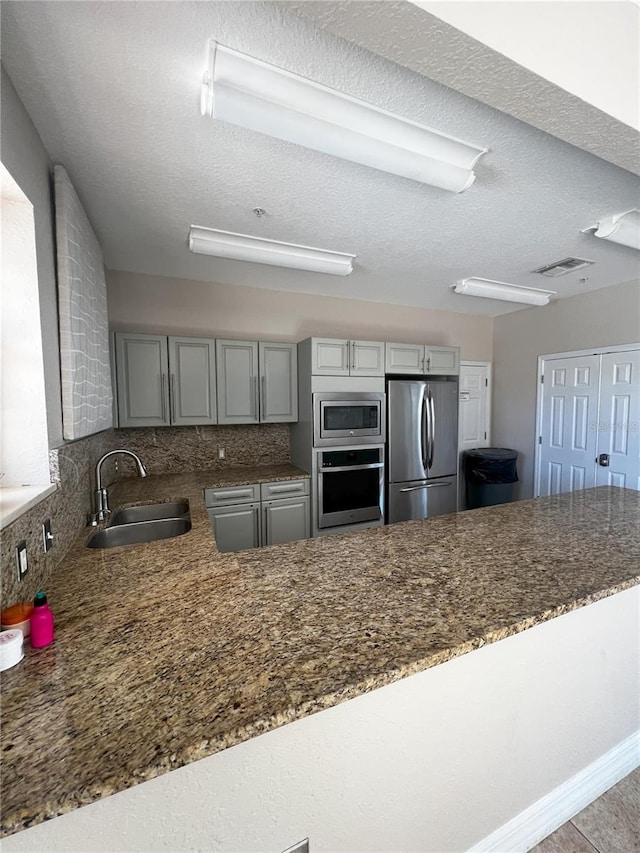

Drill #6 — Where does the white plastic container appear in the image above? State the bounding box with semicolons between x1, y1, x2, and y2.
0;628;24;671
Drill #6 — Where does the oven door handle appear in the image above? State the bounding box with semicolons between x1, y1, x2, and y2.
320;463;384;472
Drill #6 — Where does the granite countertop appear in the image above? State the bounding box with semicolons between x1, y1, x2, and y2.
1;477;639;837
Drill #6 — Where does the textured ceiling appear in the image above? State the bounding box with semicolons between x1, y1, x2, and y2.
283;0;640;175
1;0;639;318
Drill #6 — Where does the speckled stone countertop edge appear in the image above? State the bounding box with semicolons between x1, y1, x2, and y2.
2;482;640;838
11;578;640;837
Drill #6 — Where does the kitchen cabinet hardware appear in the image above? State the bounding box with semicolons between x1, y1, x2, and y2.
206;479;310;551
114;333;217;427
217;340;297;424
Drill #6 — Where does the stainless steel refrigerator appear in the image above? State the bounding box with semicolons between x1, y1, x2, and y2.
386;377;458;523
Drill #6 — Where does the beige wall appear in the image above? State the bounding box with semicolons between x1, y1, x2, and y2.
107;270;493;362
493;278;640;498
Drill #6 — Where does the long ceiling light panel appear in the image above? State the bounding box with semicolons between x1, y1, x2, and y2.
200;41;488;193
188;226;355;276
454;277;556;306
590;209;640;251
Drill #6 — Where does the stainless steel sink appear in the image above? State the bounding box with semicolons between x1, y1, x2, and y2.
86;517;192;549
110;501;189;525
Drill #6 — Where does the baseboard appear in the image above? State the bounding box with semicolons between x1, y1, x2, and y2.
468;730;640;853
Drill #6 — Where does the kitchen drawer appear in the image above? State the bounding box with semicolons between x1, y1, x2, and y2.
204;483;260;507
260;479;310;500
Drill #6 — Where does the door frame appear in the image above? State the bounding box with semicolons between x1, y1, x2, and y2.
458;361;492;510
534;343;640;497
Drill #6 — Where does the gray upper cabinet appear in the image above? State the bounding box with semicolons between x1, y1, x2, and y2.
115;332;217;428
259;342;298;423
216;340;260;424
425;346;460;376
385;342;424;375
168;337;217;426
217;339;298;425
385;343;460;375
350;340;385;376
311;338;350;375
115;333;170;427
310;337;384;376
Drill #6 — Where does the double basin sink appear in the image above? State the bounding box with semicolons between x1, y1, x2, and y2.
86;501;191;549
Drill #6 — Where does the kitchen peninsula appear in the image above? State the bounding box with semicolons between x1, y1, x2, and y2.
1;479;639;852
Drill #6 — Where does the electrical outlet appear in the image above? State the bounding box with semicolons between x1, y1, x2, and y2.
42;518;54;553
16;541;28;579
218;447;226;460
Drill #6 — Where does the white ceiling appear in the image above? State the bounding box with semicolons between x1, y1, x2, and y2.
1;0;639;317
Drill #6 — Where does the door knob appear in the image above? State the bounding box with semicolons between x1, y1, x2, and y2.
598;453;610;467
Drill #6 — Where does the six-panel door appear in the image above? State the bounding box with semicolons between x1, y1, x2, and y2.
115;333;169;428
168;337;217;425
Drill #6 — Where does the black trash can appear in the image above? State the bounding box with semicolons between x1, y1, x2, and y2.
464;448;518;509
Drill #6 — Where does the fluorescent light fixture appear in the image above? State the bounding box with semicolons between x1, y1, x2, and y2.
454;277;556;306
590;209;640;251
188;226;355;276
200;41;488;193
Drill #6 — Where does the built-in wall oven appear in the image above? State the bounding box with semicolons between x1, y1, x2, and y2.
316;446;384;529
313;392;385;447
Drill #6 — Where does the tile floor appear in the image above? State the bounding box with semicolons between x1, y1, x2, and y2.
531;767;640;852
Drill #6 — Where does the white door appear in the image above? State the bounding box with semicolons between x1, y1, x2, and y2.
595;350;640;489
538;355;600;495
458;362;491;509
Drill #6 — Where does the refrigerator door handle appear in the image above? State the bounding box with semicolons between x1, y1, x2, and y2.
421;392;429;472
428;391;435;469
399;482;452;492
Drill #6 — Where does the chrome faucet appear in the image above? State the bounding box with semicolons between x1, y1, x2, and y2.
90;450;147;526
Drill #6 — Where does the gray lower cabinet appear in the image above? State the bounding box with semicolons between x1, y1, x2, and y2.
205;479;310;553
114;332;217;427
208;502;261;553
262;496;310;546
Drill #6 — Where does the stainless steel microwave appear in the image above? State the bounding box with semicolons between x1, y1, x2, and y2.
313;392;386;447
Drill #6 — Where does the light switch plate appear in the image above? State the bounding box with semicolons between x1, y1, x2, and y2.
42;518;53;552
16;541;28;579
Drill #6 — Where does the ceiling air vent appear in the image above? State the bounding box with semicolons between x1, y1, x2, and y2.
533;257;595;278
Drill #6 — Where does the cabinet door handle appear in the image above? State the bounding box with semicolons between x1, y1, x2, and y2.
253;376;258;420
261;374;266;417
351;340;355;371
160;374;167;421
170;374;176;421
262;504;268;546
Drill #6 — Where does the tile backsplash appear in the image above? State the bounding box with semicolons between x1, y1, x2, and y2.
112;424;290;476
0;424;291;610
0;429;117;611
